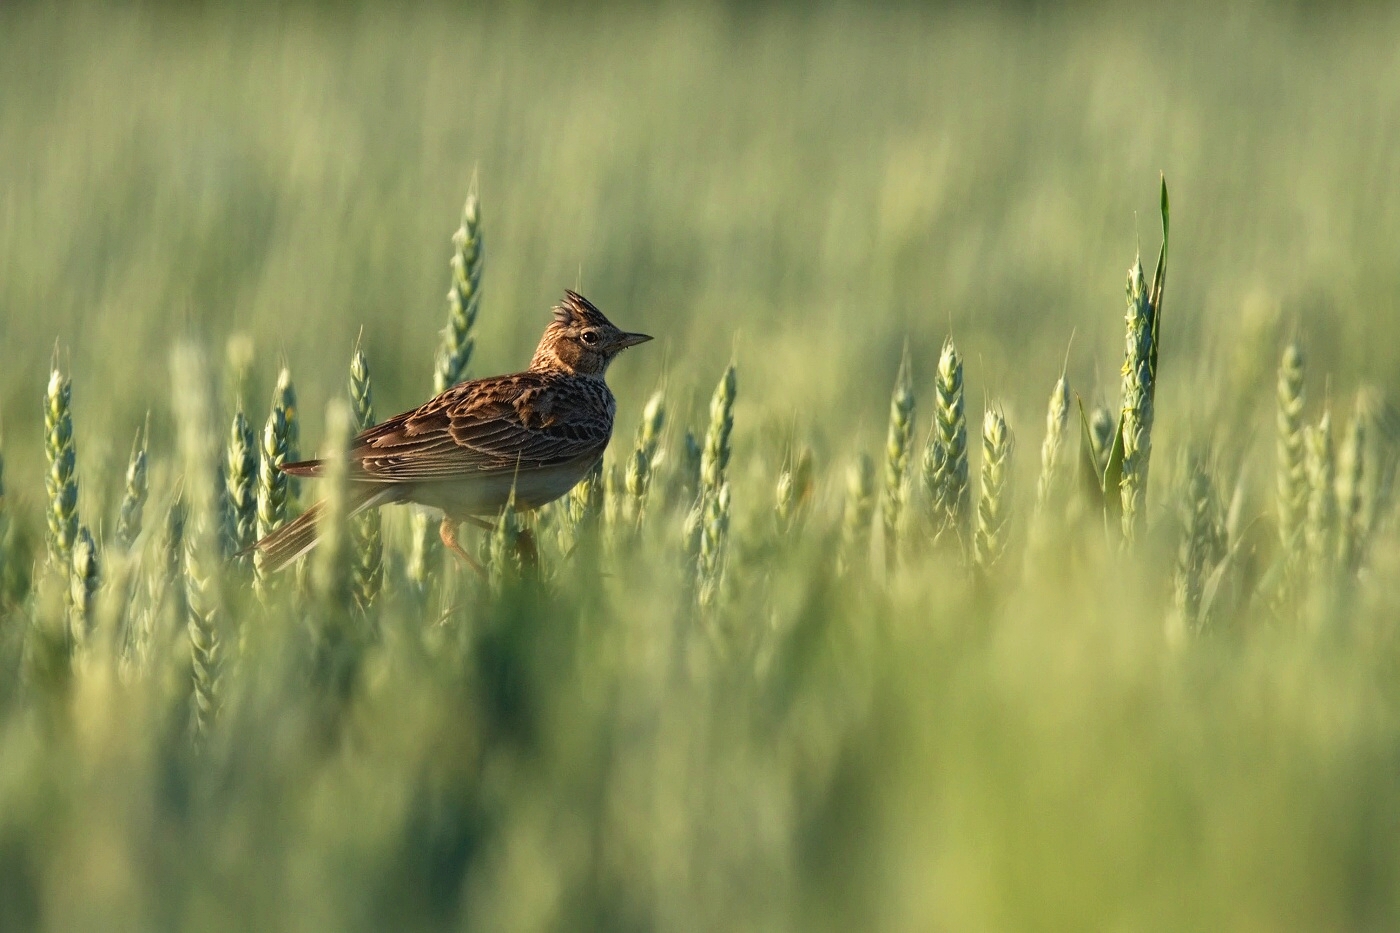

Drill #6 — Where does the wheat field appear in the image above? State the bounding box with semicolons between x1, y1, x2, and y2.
4;2;1400;931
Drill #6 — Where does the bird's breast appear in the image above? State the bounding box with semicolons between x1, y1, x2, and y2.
406;452;602;519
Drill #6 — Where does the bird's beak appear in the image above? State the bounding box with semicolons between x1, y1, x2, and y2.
617;332;653;349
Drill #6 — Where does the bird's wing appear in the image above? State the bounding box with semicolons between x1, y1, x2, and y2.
350;374;611;482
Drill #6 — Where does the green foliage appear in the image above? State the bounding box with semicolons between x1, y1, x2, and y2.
6;7;1400;931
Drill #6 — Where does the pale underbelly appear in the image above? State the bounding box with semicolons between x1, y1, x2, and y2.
395;455;600;519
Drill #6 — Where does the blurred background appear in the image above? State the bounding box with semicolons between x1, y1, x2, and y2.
5;3;1400;930
4;0;1400;510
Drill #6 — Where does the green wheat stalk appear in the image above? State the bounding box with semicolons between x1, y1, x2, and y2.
1276;344;1307;568
1118;257;1155;543
1305;409;1336;580
275;367;301;513
1026;375;1070;570
44;366;79;567
692;366;737;601
488;494;524;592
114;419;149;552
776;448;813;536
700;365;737;499
225;407;258;563
349;346;382;611
404;513;432;599
973;408;1013;574
921;337;967;546
173;347;223;745
623;447;650;530
696;481;731;608
1172;455;1226;635
1035;375;1071;518
253;402;290;601
625;389;666;527
99;549;139;671
841;453;876;573
411;186;487;582
69;525;99;654
1337;397;1366;574
567;459;605;549
433;186;484;394
881;347;916;564
1354;391;1393;556
0;437;7;602
1116;178;1169;545
156;496;188;651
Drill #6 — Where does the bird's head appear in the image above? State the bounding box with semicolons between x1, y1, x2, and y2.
529;290;652;376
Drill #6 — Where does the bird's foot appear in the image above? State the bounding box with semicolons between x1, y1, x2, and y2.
439;517;486;577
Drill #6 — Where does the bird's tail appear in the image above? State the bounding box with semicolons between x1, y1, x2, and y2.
251;484;398;573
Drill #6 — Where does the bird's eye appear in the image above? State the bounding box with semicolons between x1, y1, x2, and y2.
580;330;600;345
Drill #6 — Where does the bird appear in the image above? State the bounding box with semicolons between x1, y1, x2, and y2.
251;290;652;572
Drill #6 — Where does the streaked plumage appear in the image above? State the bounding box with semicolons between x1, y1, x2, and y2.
252;290;651;571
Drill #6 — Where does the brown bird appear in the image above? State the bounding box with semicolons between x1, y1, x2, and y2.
252;290;652;571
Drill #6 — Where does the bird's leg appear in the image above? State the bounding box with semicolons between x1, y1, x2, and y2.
462;516;496;531
439;517;486;577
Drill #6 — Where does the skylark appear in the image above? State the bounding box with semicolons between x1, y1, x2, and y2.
253;290;652;571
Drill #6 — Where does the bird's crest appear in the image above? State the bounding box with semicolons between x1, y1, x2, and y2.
553;290;612;329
